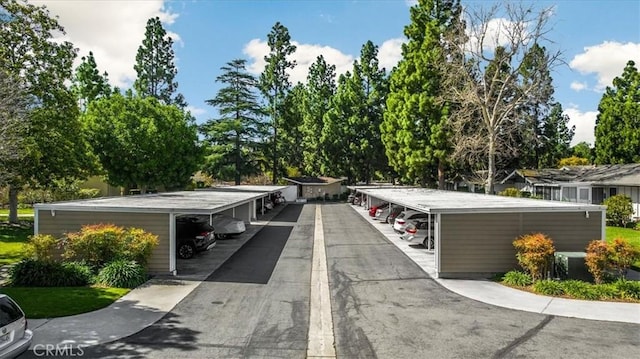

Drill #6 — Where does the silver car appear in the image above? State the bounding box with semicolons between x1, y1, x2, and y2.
210;214;246;239
393;210;429;233
0;294;33;359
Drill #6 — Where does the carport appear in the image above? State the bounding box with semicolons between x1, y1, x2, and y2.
34;190;273;276
351;187;606;279
198;185;295;216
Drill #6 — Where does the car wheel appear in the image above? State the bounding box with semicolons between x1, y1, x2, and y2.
422;238;429;249
215;233;228;240
178;243;195;259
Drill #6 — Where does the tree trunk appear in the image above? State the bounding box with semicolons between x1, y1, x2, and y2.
438;159;445;190
8;185;19;224
487;136;496;194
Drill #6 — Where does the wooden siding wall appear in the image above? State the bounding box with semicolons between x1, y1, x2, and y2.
37;210;171;275
301;182;342;199
439;211;602;278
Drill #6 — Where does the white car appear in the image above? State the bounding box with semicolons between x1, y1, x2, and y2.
0;294;33;359
393;210;429;233
400;220;435;249
210;213;246;239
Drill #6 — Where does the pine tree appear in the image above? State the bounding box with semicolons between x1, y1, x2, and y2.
133;17;186;107
202;59;266;184
538;103;575;168
595;60;640;164
71;51;111;111
259;22;296;184
280;83;307;175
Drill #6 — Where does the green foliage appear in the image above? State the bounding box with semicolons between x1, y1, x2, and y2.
532;279;564;296
571;142;593;162
62;223;158;269
84;92;201;190
9;259;92;287
591;283;619;300
603;194;634;227
595;60;640;164
513;233;555;280
537;103;575;168
134;17;185;107
97;260;147;288
501;270;533;287
71;51;111;111
558;156;591;167
202;59;267;184
560;280;599;300
608;238;640;278
498;188;522;197
613;279;640;300
25;234;59;261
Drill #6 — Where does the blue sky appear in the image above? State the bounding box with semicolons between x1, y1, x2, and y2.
33;0;640;146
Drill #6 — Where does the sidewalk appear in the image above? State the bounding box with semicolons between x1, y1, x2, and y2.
21;202;640;350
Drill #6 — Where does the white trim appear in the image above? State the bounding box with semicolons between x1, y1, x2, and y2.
601;211;606;241
169;213;176;275
435;213;441;278
34;209;39;235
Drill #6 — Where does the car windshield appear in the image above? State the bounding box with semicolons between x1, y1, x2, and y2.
0;296;24;327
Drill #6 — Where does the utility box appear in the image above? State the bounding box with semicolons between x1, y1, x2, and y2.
554;252;591;281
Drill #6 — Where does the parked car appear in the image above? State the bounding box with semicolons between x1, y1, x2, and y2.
376;205;403;223
210;213;246;239
0;294;33;359
400;219;434;249
369;202;389;218
176;216;217;259
393;210;429;233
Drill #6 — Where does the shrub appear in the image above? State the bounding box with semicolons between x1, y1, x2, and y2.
533;279;564;296
560;280;599;300
592;283;620;301
513;233;555;280
25;234;59;261
498;188;522;197
608;238;640;278
9;259;92;287
558;156;590;167
635;222;640;231
585;240;611;284
62;224;158;269
97;260;147;288
603;194;633;227
501;270;533;287
613;279;640;300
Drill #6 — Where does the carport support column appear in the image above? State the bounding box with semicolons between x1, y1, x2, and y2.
307;205;336;358
169;213;177;275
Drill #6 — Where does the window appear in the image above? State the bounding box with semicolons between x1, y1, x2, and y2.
0;296;24;327
579;188;590;203
562;187;577;202
610;188;617;197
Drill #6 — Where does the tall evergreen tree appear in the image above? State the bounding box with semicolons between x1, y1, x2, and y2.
302;55;336;176
381;0;460;187
259;22;296;184
133;17;186;107
538;103;575;168
280;83;307;175
202;59;266;184
594;60;640;164
71;51;111;111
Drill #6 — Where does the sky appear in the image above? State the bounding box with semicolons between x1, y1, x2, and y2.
29;0;640;146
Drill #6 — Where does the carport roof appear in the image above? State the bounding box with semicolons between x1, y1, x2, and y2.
200;185;289;193
356;187;606;214
34;190;267;214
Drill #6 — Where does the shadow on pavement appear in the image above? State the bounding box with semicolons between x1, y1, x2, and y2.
269;203;304;222
206;225;293;284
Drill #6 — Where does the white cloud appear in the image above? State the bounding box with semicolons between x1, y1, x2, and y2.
564;107;598;146
29;0;178;88
569;41;640;91
244;39;355;85
466;17;518;53
405;0;418;6
570;81;587;92
186;106;207;116
378;38;404;71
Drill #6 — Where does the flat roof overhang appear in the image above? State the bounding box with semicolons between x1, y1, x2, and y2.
34;190;269;215
199;185;290;194
355;187;606;214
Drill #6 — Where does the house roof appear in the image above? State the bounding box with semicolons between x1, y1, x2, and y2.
502;164;640;186
354;187;604;214
284;176;344;185
34;190;270;214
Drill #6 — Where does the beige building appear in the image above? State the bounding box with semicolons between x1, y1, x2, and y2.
283;177;345;200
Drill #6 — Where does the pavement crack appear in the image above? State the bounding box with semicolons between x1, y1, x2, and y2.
492;315;555;359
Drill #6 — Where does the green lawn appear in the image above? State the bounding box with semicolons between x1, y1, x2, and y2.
0;208;34;216
0;286;130;318
0;223;32;265
606;226;640;247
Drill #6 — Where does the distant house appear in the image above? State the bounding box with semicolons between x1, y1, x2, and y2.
283;176;345;200
499;164;640;218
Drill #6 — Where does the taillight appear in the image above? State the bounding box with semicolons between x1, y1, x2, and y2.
199;231;210;237
406;227;417;234
397;219;405;224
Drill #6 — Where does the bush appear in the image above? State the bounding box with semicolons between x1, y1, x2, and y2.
501;270;533;287
25;234;60;261
498;188;522;197
585;240;610;284
97;260;147;288
635;222;640;231
608;238;640;278
561;280;599;300
513;233;555;280
613;279;640;300
533;279;564;296
9;259;92;287
62;224;158;269
603;194;633;227
592;283;620;300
